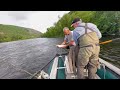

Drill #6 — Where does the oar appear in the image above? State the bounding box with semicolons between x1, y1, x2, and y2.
99;38;120;45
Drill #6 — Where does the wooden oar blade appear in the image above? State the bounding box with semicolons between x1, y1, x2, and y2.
100;38;120;45
100;40;112;45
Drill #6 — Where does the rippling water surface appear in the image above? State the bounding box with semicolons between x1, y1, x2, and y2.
0;36;120;79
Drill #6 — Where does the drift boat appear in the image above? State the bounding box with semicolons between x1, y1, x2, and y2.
30;51;120;79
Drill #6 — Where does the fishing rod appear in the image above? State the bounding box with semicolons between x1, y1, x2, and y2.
99;38;120;45
29;47;68;79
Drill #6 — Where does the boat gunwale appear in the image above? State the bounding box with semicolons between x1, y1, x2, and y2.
99;58;120;76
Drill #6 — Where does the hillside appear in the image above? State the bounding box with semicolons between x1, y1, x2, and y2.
0;24;42;42
42;11;120;37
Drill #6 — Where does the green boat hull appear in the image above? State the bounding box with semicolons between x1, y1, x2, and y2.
48;56;66;79
97;66;119;79
48;55;120;79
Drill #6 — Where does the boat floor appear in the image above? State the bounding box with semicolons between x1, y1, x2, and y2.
66;69;100;79
36;68;100;79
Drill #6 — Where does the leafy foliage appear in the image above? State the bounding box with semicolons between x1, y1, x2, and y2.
42;11;120;37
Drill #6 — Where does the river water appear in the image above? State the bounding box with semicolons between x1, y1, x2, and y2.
99;35;120;68
0;36;120;79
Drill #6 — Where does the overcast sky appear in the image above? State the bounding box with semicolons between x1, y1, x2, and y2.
0;11;70;33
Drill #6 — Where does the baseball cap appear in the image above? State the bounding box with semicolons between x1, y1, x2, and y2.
71;18;81;27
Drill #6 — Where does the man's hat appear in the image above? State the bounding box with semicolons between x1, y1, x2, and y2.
71;18;80;27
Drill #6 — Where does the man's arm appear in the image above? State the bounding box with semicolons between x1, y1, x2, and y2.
64;40;74;46
61;40;66;45
73;30;79;45
95;27;102;39
91;24;102;39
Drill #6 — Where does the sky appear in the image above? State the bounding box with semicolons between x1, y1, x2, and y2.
0;11;70;33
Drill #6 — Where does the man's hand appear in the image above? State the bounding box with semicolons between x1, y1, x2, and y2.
69;41;74;46
61;40;66;45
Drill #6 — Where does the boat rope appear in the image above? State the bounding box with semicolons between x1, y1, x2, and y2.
1;55;59;79
101;63;106;79
29;47;69;79
29;54;58;79
0;47;69;79
1;57;55;79
0;58;38;78
2;47;66;79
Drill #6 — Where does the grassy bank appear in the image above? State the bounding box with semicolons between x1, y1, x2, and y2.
0;24;42;43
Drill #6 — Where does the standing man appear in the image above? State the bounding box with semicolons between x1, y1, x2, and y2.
71;18;102;79
57;27;76;73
